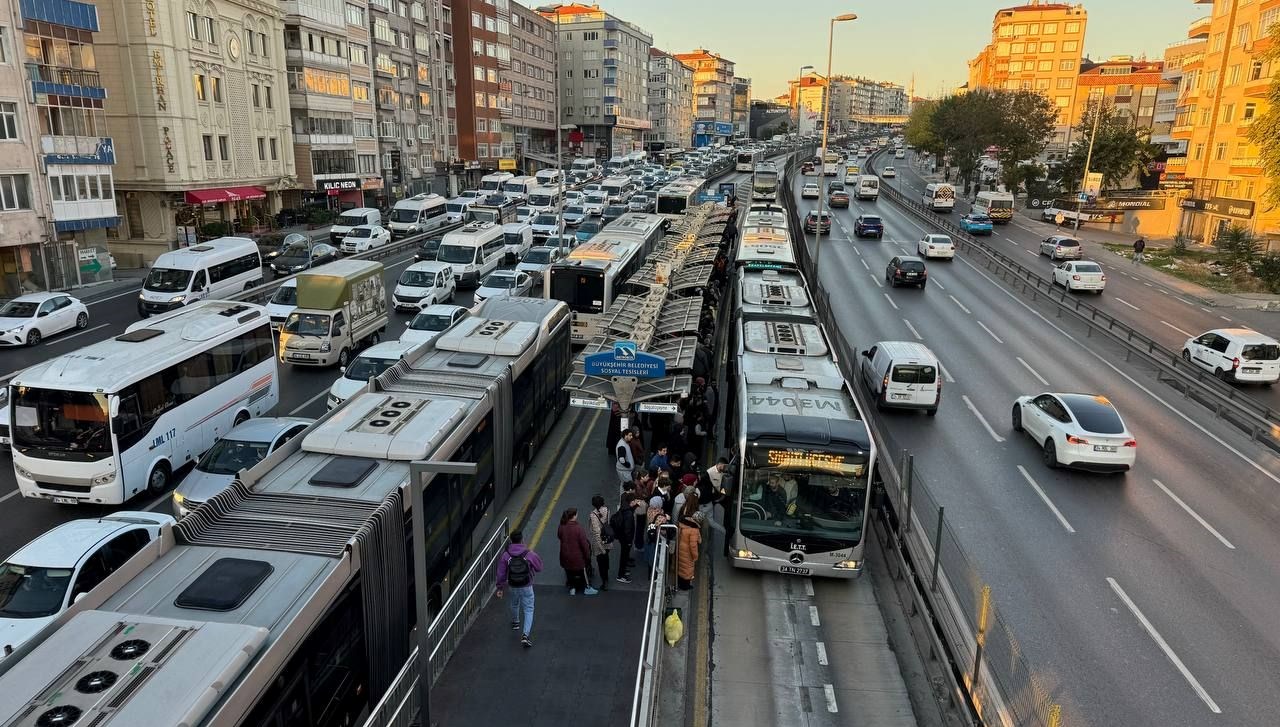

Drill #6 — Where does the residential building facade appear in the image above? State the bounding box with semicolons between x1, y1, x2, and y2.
731;75;750;137
539;3;651;160
451;0;510;184
1152;18;1209;187
94;0;293;264
508;3;556;171
1070;56;1166;131
674;48;733;146
645;48;692;151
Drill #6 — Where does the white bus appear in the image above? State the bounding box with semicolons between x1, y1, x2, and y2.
736;148;765;172
388;193;449;238
972;190;1015;224
736;224;797;271
751;163;780;201
922;183;956;213
9;301;279;505
656;179;705;216
479;171;514;194
603;212;670;255
546;236;646;344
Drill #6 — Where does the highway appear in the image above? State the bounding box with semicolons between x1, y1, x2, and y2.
790;168;1280;726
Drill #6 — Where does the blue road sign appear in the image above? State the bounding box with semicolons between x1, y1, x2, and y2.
584;340;666;378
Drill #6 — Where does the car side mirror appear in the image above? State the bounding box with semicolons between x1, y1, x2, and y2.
73;591;88;604
861;350;872;358
38;311;49;317
339;366;346;374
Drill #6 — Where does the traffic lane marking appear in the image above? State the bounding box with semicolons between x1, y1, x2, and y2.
1016;465;1075;533
962;394;1005;443
1151;479;1235;549
1016;356;1049;387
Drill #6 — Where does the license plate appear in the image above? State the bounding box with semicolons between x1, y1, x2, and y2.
1243;367;1260;373
891;393;910;400
1093;445;1117;452
905;273;918;278
52;497;78;505
779;565;810;575
289;353;312;361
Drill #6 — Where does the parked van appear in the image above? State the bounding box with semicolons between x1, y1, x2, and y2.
922;183;956;213
501;175;538;202
392;260;456;311
501;222;535;264
279;259;388;368
445;196;473;223
137;236;262;317
329;207;382;245
436;221;506;287
535;168;563;187
389;193;449;237
479;171;514;195
859;341;942;415
527;185;562;212
855;174;880;201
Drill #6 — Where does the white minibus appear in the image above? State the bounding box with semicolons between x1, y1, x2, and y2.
137;236;262;317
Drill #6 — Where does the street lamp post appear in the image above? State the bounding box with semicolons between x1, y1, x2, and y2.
812;13;857;272
538;4;567;255
1073;101;1102;234
795;65;813;135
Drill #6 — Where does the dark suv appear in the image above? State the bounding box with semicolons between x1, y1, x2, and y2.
854;214;884;238
804;210;832;235
886;256;928;289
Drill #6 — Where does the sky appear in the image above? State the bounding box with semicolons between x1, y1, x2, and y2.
592;0;1204;99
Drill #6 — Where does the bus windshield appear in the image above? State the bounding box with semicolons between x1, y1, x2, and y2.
549;268;605;314
437;244;477;264
391;207;421;222
738;444;869;548
144;267;192;292
10;388;112;460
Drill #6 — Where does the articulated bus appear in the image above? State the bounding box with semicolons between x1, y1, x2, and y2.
0;298;572;727
751;163;780;201
9;301;280;505
546;236;647;343
736;148;765;172
736;224;797;271
656;179;707;217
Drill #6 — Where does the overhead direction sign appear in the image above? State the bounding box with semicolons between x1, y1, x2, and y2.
583;339;667;378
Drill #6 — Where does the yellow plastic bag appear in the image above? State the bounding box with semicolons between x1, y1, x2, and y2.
664;609;684;646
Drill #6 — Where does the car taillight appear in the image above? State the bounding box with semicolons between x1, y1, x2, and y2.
1066;435;1090;445
1100;275;1107;281
1123;439;1137;448
1072;275;1081;281
894;269;903;277
882;374;889;390
1232;357;1240;370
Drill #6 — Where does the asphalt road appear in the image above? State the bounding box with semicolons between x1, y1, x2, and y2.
792;171;1280;727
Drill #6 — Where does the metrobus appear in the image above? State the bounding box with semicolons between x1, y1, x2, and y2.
972;190;1016;223
0;298;572;727
736;148;765;172
656;180;705;216
736;224;797;271
603;212;671;254
751;163;780;201
546;237;646;344
9;301;280;505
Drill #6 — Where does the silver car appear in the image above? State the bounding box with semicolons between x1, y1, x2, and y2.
1039;235;1083;261
172;417;312;518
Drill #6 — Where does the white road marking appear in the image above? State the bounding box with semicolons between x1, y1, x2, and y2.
853;246;862;256
1175;296;1195;306
143;490;173;512
1025;249;1038;255
1017;465;1075;533
975;320;1004;344
902;318;923;340
962;395;1005;443
823;684;839;713
1219;315;1232;322
49;323;110;345
871;275;883;288
933;279;946;291
860;258;870;270
883;293;899;310
1152;479;1235;549
1160;320;1193;337
803;578;815;597
1144;282;1154;287
86;286;144;306
1200;307;1212;314
816;641;829;665
1106;577;1222;713
948;294;972;315
0;489;21;504
939;363;956;383
1158;289;1170;296
1114;298;1141;311
1015;356;1049;386
289;389;331;415
809;605;821;627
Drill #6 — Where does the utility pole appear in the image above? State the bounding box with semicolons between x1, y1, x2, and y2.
1074;102;1101;233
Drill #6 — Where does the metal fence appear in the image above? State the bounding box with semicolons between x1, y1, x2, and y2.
629;523;678;727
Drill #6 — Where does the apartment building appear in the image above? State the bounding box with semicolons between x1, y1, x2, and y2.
539;3;652;159
508;3;557;171
645;48;692;151
1153;19;1210;188
732;76;750;137
673;48;734;147
1071;56;1166;130
95;0;292;264
451;0;506;183
967;1;1088;153
1169;0;1280;246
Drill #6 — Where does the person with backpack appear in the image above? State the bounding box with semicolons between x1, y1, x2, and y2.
495;529;544;648
557;508;597;596
612;491;640;583
588;494;614;592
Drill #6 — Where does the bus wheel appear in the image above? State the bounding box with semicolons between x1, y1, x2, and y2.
147;461;171;495
234;410;250;427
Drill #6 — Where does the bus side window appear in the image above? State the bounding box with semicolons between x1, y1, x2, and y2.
193;269;207;291
115;395;142;436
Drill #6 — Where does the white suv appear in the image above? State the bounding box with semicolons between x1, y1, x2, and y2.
1182;328;1280;384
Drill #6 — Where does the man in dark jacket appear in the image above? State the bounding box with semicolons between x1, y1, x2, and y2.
613;490;640;583
495;530;544;647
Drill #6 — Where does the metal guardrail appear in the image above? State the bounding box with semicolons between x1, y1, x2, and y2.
629;522;678;727
359;516;510;727
863;151;1280;455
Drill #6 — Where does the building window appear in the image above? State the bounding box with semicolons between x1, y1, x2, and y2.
194;74;207;101
353;82;370;101
0;102;17;140
475;92;486;107
211;76;223;103
346;3;366;26
1042;22;1057;35
1039;41;1054;53
374;18;394;43
1192;143;1204;160
1062;40;1078;52
0;174;29;210
258;137;266;160
1211;32;1224;52
270;138;278;160
476;118;487;132
1243;102;1257;120
474;66;484;81
1065;21;1080;34
1059;59;1074;71
359;153;377;173
1035;78;1050;90
1214;142;1227;161
204;17;216;42
259;32;268;57
1038;60;1052;71
202;134;214;161
350;43;368;65
218;135;230;160
1221;103;1234;123
1237;23;1252;47
1056;77;1072;89
477;143;488;158
472;11;482;27
251;84;260;107
187;12;201;40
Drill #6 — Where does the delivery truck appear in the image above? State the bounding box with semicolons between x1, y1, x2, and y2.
278;259;389;368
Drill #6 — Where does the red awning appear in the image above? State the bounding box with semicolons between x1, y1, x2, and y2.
184;186;267;204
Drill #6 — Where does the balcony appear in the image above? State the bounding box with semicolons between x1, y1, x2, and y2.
602;58;617;67
40;135;115;164
1188;15;1212;37
1171;123;1195;139
603;38;618;48
1165;156;1188;172
287;48;350;71
1229;157;1261;174
1236;117;1258;135
1244;75;1272;97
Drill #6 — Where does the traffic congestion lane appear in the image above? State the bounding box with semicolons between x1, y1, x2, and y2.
801;174;1280;725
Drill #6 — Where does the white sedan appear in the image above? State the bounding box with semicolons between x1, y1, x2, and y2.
881;166;897;178
0;292;90;346
1052;260;1106;293
400;304;470;346
1011;393;1136;473
340;224;392;254
801;183;821;199
917;234;956;260
472;270;534;307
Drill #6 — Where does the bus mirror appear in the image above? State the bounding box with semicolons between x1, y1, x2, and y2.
109;398;120;418
861;349;872;358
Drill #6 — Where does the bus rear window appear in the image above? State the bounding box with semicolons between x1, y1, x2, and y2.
549;269;604;314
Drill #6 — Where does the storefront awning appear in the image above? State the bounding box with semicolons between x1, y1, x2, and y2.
184;186;267;204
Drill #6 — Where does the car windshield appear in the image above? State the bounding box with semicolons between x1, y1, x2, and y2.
345;355;400;381
348;228;372;238
196;437;271;476
446;203;465;213
283;311;331;336
144;267;192;292
534;214;558;226
523;249;553;264
270;285;297;305
564;206;585;216
1060;395;1125;434
1243;343;1280;361
279;242;310;258
1074;263;1103;273
0;301;37;318
399;270;438;287
10;388;112;460
409;312;456;331
739;446;869;547
437;244;477;264
0;563;72;618
482;274;518;289
579;221;602;234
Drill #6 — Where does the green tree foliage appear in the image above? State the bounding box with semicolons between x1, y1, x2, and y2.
1247;21;1280;209
992;91;1056;194
931;90;1004;190
1057;101;1159;192
904;100;944;157
1214;223;1261;280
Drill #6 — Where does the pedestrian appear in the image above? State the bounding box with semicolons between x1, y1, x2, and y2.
676;501;703;591
1132;237;1146;264
667;451;686;483
673;473;699;514
633;468;655;501
611;491;640;583
495;529;543;648
627;425;646;471
698;458;728;521
588;494;613;592
615;429;637;486
556;508;597;596
648;445;670;474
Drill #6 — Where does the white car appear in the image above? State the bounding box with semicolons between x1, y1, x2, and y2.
531;212;563;240
583;192;608;216
265;279;298;330
400;304;470;346
171;417;312;517
917;234;956;260
1181;328;1280;384
0;512;174;659
1052;260;1106;293
516;246;565;285
564;190;584;205
515;206;536;224
800;183;821;199
881;166;897;178
457;189;484;204
393;261;456;311
1011;393;1136;473
1040;235;1083;260
327;340;417;409
472;270;534;307
0;292;89;346
339;224;391;254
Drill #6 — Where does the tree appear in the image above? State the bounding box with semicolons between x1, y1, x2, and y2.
931;90;1003;192
1058;101;1159;192
1215;223;1261;280
1248;21;1280;209
991;91;1055;196
904;100;944;158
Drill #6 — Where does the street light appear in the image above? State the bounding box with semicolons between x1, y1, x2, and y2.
1073;100;1102;233
537;4;568;255
795;65;813;135
813;12;856;271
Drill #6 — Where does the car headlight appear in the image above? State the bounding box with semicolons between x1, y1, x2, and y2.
138;292;146;300
172;491;185;505
735;549;760;561
320;341;331;352
14;464;32;479
169;295;186;303
91;471;116;485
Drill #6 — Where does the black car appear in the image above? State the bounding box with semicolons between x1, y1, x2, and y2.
415;235;443;261
854;214;884;238
271;241;339;275
827;180;846;193
886;255;928;289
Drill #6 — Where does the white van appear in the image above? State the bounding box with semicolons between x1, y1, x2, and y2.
526;185;563;212
329;207;382;244
392;260;456;311
389;193;449;238
479;171;514;195
601;176;632;203
502;175;538;202
535;169;563;187
1182;328;1280;384
922;183;956;213
855;174;880;201
571;157;600;177
436;221;506;287
859;341;942;416
445;196;473;223
604;156;630;175
501;222;534;264
137;236;262;317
